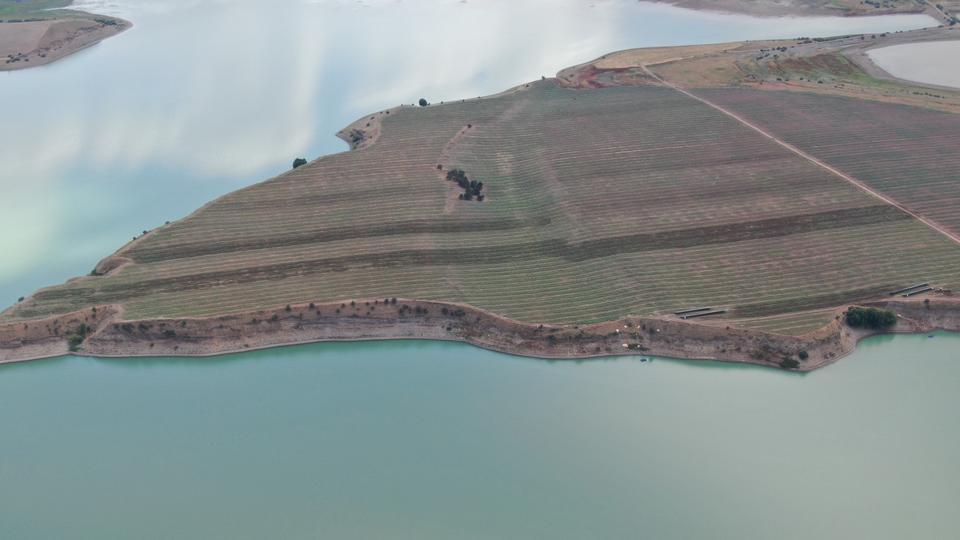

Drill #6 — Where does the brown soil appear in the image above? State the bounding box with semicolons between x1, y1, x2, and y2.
1;16;130;71
1;294;957;371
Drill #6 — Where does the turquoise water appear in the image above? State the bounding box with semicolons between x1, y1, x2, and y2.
1;1;956;538
0;333;958;539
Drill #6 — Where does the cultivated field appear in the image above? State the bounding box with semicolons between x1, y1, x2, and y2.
6;81;960;328
700;89;960;239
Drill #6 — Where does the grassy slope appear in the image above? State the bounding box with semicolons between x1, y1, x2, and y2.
7;81;960;326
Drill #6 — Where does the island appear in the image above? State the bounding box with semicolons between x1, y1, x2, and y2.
2;12;959;370
1;0;130;71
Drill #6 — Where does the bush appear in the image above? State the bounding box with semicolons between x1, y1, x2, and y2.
845;307;897;330
419;98;428;107
445;168;485;201
780;358;800;370
798;350;809;361
67;335;84;352
292;158;307;169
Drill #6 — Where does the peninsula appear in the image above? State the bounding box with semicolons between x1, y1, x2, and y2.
0;0;129;70
2;18;959;370
657;0;957;21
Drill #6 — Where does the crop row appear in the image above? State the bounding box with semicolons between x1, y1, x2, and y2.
700;89;960;237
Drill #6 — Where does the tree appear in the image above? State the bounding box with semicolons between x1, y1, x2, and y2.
845;307;897;330
419;98;428;107
292;158;307;169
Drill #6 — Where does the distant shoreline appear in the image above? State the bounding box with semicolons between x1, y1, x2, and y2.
1;7;130;71
652;0;946;22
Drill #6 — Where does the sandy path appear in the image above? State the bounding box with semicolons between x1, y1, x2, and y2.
641;64;960;247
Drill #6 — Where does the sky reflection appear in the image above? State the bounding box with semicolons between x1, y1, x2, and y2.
0;0;937;304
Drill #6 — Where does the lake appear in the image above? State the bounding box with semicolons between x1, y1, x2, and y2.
1;1;955;538
868;40;960;89
1;333;959;539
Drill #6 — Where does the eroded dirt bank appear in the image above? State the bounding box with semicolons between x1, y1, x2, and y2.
2;297;956;371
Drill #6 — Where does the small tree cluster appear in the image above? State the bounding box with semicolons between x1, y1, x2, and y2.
845;307;897;330
67;323;90;352
446;168;485;201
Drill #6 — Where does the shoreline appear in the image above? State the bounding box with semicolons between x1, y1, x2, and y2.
651;0;942;20
2;296;958;371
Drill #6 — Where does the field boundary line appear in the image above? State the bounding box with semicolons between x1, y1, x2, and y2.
640;65;960;247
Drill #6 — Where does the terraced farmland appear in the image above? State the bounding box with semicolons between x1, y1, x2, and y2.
699;89;960;238
6;81;960;326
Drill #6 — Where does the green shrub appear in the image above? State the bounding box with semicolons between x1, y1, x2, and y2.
845;307;897;330
67;335;84;352
780;358;800;370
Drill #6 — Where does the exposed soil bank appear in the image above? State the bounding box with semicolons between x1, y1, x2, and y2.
2;296;957;371
1;15;130;71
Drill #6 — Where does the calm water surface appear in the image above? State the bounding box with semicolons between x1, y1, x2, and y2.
0;333;958;539
868;40;960;89
1;1;956;538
